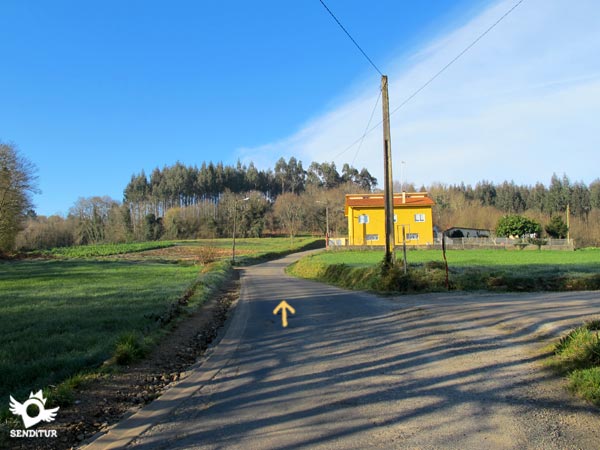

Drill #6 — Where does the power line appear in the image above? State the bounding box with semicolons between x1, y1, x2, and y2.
318;0;383;76
330;88;383;161
389;0;525;117
330;0;525;159
351;89;381;166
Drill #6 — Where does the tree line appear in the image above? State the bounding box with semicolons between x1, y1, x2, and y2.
3;139;600;253
429;174;600;247
430;175;599;218
12;156;376;251
123;158;377;216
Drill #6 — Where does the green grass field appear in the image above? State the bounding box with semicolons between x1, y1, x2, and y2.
32;241;176;258
39;237;322;259
288;248;600;294
0;259;204;406
312;248;600;270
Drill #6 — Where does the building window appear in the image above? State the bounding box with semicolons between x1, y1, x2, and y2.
358;214;369;224
365;234;379;241
406;233;419;240
414;213;425;222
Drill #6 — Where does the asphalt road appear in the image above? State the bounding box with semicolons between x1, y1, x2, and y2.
90;252;600;449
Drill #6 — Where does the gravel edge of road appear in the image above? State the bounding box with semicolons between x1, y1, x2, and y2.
80;269;250;450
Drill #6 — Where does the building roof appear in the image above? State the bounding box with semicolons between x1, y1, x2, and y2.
445;226;491;233
344;193;434;215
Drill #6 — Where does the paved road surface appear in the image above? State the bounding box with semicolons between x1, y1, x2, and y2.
88;252;600;449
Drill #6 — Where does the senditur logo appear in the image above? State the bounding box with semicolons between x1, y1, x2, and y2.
9;390;59;438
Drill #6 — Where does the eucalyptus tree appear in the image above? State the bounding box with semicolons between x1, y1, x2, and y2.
527;182;547;212
357;168;377;191
306;162;340;189
569;182;591;220
474;180;496;207
287;157;306;194
546;173;570;214
274;157;288;194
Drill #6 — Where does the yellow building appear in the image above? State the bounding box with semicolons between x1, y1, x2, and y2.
345;192;435;246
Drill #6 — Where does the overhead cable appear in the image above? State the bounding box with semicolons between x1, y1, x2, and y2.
318;0;383;76
328;0;525;158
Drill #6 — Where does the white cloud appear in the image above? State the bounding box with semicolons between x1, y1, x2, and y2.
237;0;600;188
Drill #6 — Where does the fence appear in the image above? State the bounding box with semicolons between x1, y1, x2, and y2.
435;237;574;250
328;238;347;247
328;236;575;250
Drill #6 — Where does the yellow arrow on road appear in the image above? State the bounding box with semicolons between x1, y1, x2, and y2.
273;300;295;328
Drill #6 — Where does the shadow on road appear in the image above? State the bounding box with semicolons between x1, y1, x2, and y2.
130;257;600;449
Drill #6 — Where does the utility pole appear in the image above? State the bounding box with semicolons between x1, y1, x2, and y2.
402;225;408;274
400;160;405;192
566;203;570;242
231;196;249;264
325;205;330;249
232;202;238;264
316;200;330;249
381;75;395;267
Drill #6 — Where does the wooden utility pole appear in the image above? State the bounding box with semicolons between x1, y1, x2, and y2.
402;225;408;274
566;203;570;242
232;201;238;264
381;75;395;267
325;204;330;249
231;196;249;264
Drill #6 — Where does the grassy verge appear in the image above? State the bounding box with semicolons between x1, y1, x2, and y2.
310;248;600;268
0;258;232;421
287;248;600;294
547;320;600;406
287;255;448;294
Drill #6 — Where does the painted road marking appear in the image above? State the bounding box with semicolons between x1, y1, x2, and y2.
273;301;295;328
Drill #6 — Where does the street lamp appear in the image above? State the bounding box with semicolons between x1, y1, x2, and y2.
400;160;406;192
316;200;330;249
232;196;250;264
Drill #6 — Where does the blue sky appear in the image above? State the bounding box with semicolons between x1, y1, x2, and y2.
1;1;598;216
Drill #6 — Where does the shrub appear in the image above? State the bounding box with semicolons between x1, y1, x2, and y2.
554;324;600;372
551;319;600;406
496;214;541;238
527;237;547;250
545;216;568;239
196;245;219;265
114;332;147;365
